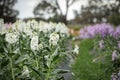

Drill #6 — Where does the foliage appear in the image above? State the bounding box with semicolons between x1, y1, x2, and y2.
76;23;120;80
0;19;72;80
72;39;113;80
76;0;120;25
33;0;79;24
0;0;19;23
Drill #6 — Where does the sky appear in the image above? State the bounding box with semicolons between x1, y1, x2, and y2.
14;0;87;20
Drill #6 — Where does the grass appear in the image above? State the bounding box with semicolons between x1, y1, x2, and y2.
71;39;113;80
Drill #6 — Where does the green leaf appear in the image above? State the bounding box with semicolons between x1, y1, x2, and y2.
54;69;69;74
15;54;29;64
1;58;9;69
26;64;45;80
3;46;8;53
51;47;59;63
43;56;49;69
51;54;59;64
57;76;65;80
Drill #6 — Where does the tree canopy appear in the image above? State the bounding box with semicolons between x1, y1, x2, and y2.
75;0;120;25
0;0;19;23
33;0;79;24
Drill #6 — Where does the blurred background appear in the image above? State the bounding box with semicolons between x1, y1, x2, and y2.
1;0;120;27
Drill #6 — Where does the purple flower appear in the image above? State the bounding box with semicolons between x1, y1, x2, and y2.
94;23;114;37
113;26;120;38
79;27;90;39
111;73;118;80
79;23;115;39
86;25;96;38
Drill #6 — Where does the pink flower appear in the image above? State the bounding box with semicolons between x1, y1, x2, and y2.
4;23;12;29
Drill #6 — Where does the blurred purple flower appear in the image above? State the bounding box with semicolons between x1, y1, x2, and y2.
79;23;114;39
79;27;90;39
113;26;120;38
94;23;114;37
86;25;96;38
111;73;118;80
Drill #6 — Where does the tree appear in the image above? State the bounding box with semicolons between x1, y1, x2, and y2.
33;0;79;24
0;0;19;23
78;0;120;25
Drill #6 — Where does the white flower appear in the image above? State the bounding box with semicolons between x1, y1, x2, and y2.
5;33;19;44
44;55;49;60
39;21;49;33
28;20;39;30
13;20;25;32
39;43;43;49
0;26;7;34
23;26;33;37
55;23;69;37
118;70;120;77
99;40;104;48
31;36;39;51
39;21;55;33
73;44;79;54
112;50;119;61
21;66;30;77
49;32;59;45
0;19;7;34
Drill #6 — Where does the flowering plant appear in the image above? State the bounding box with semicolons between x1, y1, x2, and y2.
79;23;120;79
0;19;72;80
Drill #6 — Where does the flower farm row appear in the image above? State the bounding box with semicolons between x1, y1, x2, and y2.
0;19;79;80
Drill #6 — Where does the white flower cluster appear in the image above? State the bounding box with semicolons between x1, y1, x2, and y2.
55;23;69;37
5;32;19;44
0;19;69;37
30;36;39;51
0;19;72;79
0;19;70;50
21;66;30;77
39;43;43;49
49;32;59;46
112;50;119;61
0;19;7;34
73;44;79;54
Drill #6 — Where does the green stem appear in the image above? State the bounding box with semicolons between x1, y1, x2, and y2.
10;59;15;80
46;62;51;80
9;45;15;80
33;52;39;69
36;58;39;68
46;68;50;80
